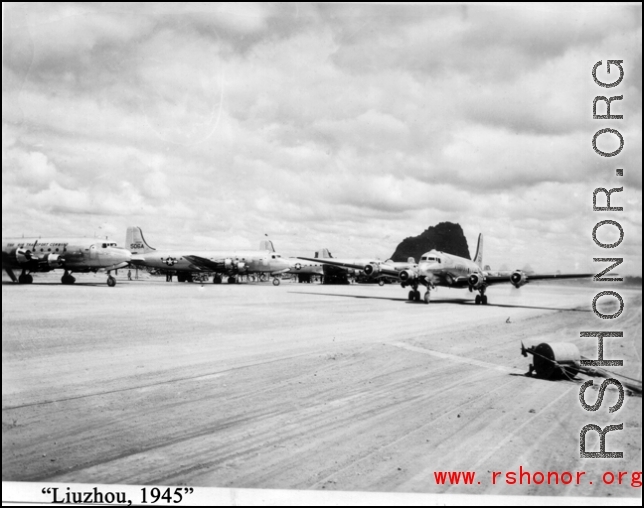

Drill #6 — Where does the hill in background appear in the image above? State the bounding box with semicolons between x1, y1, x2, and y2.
390;222;471;263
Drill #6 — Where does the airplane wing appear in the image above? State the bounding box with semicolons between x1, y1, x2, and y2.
97;261;131;272
297;257;400;277
128;255;148;266
483;271;594;287
183;255;224;272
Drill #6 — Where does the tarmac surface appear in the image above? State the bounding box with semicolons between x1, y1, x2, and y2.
2;273;642;498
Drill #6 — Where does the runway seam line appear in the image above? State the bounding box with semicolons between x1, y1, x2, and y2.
2;351;315;411
388;342;524;374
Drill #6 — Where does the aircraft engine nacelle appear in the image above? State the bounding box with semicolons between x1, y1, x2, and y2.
41;253;65;268
468;273;485;289
224;258;234;271
235;261;248;273
15;248;35;264
511;270;527;288
363;263;380;277
399;269;418;282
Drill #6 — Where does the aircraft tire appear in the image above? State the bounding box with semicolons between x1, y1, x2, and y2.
26;274;33;284
475;294;481;305
228;277;236;284
482;295;488;305
107;276;116;287
379;280;385;286
424;291;431;304
272;278;281;286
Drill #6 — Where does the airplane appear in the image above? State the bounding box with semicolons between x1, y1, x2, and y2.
296;249;417;285
2;237;132;286
126;226;290;285
299;234;593;304
286;248;368;284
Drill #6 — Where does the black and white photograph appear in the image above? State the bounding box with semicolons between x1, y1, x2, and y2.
2;3;642;504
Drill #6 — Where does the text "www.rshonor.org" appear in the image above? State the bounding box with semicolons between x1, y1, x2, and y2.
579;59;628;459
433;468;642;487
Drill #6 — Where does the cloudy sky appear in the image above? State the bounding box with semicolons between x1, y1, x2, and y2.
2;3;642;274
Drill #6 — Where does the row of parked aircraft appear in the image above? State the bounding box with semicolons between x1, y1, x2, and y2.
2;227;592;304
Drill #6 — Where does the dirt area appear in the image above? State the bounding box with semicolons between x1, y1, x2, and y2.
2;274;642;498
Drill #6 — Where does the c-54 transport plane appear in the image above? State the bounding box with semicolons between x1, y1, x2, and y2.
126;226;290;285
2;237;132;286
297;250;418;285
300;234;592;304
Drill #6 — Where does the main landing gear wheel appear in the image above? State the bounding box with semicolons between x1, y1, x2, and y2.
424;291;431;304
379;280;385;287
107;276;116;287
61;273;76;285
18;274;33;284
212;276;222;284
475;294;488;305
272;278;281;286
408;290;421;302
228;277;236;284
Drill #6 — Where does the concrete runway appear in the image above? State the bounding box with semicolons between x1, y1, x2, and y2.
2;274;642;497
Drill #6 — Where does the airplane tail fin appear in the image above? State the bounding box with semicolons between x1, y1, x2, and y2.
472;233;483;268
126;226;155;254
315;248;333;259
259;240;275;252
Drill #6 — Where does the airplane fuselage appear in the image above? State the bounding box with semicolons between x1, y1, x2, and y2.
2;237;131;272
287;258;325;275
132;249;289;274
416;249;482;286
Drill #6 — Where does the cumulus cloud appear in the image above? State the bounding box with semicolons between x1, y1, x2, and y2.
2;3;641;274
